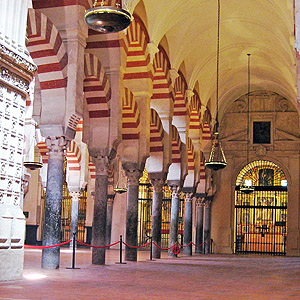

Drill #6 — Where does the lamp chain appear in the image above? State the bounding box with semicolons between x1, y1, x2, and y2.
215;0;220;133
247;54;251;165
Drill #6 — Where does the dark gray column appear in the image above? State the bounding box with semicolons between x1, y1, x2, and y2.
183;193;193;256
195;197;205;254
91;153;109;265
123;163;142;261
42;136;69;269
204;198;212;254
106;195;114;246
168;184;181;257
149;175;165;259
69;191;81;249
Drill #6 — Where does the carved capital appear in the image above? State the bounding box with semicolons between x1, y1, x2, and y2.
196;197;206;208
45;136;70;160
169;185;181;198
151;178;165;193
147;41;159;64
70;191;81;202
184;193;194;203
92;155;110;176
205;198;212;208
122;162;143;186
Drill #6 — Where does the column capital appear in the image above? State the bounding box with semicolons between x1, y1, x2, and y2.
196;197;206;207
107;196;114;206
151;178;165;193
122;162;143;186
205;198;212;208
92;155;110;176
184;192;194;203
69;191;81;202
169;185;181;198
45;136;70;159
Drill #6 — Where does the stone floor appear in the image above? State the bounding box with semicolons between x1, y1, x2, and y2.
1;248;300;299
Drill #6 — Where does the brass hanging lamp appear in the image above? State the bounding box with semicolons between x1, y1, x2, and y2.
84;0;132;33
23;135;43;170
205;0;227;171
240;54;254;194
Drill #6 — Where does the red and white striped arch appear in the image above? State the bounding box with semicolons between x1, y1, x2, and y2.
123;16;152;81
88;161;96;180
151;47;172;104
37;142;48;164
122;88;141;140
171;125;182;164
66;140;81;172
187;137;195;171
150;109;164;154
27;9;67;92
84;53;111;119
189;90;202;137
173;72;188;117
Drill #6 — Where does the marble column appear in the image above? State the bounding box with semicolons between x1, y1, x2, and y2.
69;191;81;249
42;136;69;269
204;198;212;254
195;197;205;254
123;163;142;261
168;184;181;257
91;154;109;265
150;176;165;259
106;195;114;246
183;193;193;256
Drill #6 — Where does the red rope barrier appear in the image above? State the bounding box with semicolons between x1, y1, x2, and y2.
192;242;205;247
76;240;120;248
152;242;177;250
178;241;192;248
123;241;151;248
24;240;72;249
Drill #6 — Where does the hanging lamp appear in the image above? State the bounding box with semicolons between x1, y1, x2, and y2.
23;135;43;170
113;167;127;194
240;54;255;194
84;0;132;33
205;0;227;171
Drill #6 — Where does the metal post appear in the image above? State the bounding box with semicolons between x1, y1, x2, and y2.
67;232;80;269
116;235;126;264
148;236;155;261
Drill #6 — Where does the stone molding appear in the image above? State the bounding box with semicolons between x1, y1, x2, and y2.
0;67;30;94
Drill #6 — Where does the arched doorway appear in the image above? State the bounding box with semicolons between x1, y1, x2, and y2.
235;160;287;255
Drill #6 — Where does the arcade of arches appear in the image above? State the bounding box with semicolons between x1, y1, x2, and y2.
1;0;300;281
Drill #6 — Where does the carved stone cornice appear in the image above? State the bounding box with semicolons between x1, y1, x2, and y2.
45;136;70;160
0;67;30;94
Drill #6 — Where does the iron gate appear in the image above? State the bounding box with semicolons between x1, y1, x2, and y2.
235;186;287;255
138;182;184;248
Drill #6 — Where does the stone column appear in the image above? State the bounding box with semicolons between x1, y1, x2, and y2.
69;191;81;249
91;153;110;265
183;193;193;255
123;163;142;261
204;198;212;254
195;197;205;254
42;136;69;269
150;176;165;259
168;184;181;257
106;195;114;246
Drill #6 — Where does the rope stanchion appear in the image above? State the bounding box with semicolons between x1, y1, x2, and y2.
76;240;120;248
147;236;155;261
24;240;72;249
192;242;205;247
172;245;180;255
67;232;80;270
115;235;126;264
